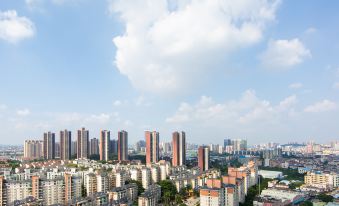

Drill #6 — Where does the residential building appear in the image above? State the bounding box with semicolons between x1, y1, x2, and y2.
77;127;89;159
60;129;72;160
118;130;128;161
43;131;55;159
64;173;82;205
198;146;210;172
24;140;43;160
100;130;111;161
172;131;186;167
145;131;159;165
142;167;151;189
90;138;99;156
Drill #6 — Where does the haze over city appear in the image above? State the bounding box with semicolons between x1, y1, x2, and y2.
1;0;339;145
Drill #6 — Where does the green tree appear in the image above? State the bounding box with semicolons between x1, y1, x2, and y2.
159;180;177;201
129;155;146;164
289;181;303;190
81;184;87;197
317;193;334;203
193;189;200;197
128;180;145;195
89;154;100;160
71;154;77;159
175;194;183;204
240;177;271;206
300;201;313;206
163;192;171;206
179;187;188;197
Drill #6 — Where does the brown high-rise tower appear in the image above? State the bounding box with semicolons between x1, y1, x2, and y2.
172;131;186;167
118;130;128;161
77;127;89;159
60;130;71;160
198;146;210;172
145;131;159;165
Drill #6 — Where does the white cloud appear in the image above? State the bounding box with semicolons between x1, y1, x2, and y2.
135;95;152;106
25;0;44;10
110;0;281;94
0;10;35;43
0;104;7;111
305;27;317;34
260;38;311;70
84;113;111;124
289;82;303;89
16;108;31;116
166;90;297;125
333;82;339;90
304;100;337;113
113;100;122;106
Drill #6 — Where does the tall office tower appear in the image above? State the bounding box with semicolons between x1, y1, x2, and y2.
172;131;186;167
60;130;71;160
110;139;118;155
198;146;210;172
90;138;99;155
224;138;232;147
145;131;159;165
43;131;56;159
231;139;247;151
118;130;128;161
24;140;43;160
99;130;110;161
77;127;89;159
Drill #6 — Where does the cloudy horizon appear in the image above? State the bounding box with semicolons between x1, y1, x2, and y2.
0;0;339;145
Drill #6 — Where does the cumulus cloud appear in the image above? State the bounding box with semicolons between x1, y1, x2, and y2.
305;27;317;34
304;100;337;113
166;90;297;125
260;38;311;70
25;0;82;11
110;0;281;94
0;104;7;111
289;82;303;89
25;0;44;10
16;108;31;116
84;113;111;124
0;10;35;43
113;100;122;106
333;82;339;90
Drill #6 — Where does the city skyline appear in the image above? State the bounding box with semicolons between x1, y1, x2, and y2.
1;1;339;145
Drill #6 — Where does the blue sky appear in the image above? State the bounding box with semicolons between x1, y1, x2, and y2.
0;0;339;145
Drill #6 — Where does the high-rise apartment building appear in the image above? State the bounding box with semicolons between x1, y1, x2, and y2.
224;138;232;147
145;131;159;165
60;130;72;160
24;140;43;160
110;139;118;156
0;176;4;206
77;127;89;159
55;142;61;158
100;130;110;161
71;141;77;157
64;173;82;204
90;138;99;156
172;131;186;167
43;132;55;160
231;139;247;151
118;130;128;161
198;146;210;172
